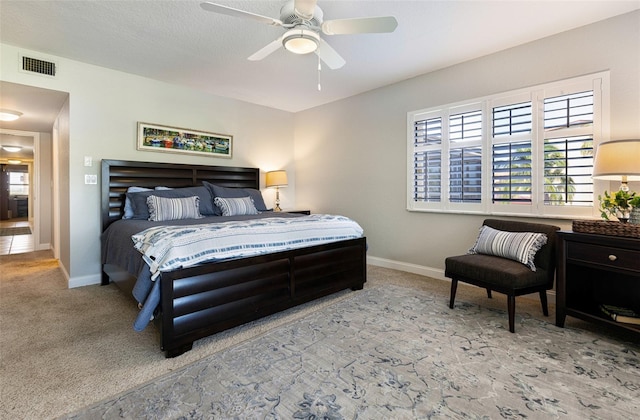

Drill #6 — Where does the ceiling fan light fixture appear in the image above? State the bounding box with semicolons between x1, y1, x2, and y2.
0;109;23;121
282;28;319;54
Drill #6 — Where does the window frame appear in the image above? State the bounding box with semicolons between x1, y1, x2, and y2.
407;72;610;219
8;171;29;196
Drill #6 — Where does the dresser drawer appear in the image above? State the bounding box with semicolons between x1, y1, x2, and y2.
567;241;640;274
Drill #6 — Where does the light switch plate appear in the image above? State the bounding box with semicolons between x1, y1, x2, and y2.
85;174;97;185
84;156;92;166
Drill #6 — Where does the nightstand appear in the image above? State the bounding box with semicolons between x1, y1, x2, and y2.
285;210;311;215
556;230;640;336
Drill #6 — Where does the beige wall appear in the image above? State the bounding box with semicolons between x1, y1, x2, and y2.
1;44;296;287
294;10;640;279
55;97;71;277
36;131;52;249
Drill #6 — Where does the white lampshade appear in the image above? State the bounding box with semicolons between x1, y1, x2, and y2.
265;170;288;187
593;139;640;183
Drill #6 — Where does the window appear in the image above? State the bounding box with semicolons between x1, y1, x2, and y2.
407;72;608;219
412;116;442;203
9;171;29;196
449;109;482;204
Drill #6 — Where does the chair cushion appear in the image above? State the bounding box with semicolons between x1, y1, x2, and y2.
445;254;549;291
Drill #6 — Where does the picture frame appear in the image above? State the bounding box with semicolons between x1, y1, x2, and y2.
137;122;232;158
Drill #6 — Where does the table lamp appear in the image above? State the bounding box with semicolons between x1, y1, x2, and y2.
592;139;640;191
265;170;288;211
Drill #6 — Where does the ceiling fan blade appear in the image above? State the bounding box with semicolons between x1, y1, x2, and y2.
322;16;398;35
294;0;317;20
200;2;283;26
316;38;345;69
247;36;284;61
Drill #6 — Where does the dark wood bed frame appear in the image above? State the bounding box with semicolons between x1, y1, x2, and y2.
101;159;367;357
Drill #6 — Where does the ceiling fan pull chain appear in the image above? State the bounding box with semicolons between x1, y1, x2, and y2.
317;55;322;91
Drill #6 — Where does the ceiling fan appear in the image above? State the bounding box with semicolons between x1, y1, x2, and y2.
200;0;398;69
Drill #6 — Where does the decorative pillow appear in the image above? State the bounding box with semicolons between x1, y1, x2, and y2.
146;195;203;222
127;186;215;219
123;187;153;219
213;196;259;217
468;225;547;271
203;181;269;215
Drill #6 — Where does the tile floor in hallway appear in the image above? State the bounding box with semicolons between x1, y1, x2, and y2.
0;218;34;255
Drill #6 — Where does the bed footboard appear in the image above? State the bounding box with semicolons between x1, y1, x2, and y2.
159;237;366;357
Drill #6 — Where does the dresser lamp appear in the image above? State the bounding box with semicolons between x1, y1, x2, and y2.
265;170;288;212
592;139;640;191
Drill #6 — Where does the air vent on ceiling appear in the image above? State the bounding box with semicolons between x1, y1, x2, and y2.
21;55;56;77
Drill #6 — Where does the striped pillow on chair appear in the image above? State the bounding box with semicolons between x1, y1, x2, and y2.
468;225;547;271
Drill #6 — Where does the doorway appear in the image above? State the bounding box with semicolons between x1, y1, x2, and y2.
0;82;68;258
0;139;36;255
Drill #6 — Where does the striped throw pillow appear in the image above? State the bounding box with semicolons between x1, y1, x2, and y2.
468;225;547;271
214;196;259;216
147;195;203;222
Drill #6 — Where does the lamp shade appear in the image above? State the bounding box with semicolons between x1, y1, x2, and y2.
265;170;288;187
592;139;640;181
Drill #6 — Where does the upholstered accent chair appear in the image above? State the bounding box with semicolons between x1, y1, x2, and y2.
445;219;560;333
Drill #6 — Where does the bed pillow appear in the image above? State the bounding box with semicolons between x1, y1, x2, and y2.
213;196;259;217
203;181;269;215
123;187;153;219
147;195;203;222
468;225;547;271
122;186;174;219
127;186;215;219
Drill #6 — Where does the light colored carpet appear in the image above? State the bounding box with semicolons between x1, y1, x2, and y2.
64;285;640;419
0;251;637;419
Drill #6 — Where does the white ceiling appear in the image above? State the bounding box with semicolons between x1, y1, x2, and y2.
0;82;68;161
1;0;639;115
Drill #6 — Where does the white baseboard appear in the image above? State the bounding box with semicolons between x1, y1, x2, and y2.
367;255;447;281
366;255;556;305
58;263;70;285
68;273;101;288
35;243;51;251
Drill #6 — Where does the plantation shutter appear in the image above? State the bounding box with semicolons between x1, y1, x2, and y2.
413;116;442;202
543;90;595;207
491;101;532;204
449;110;482;203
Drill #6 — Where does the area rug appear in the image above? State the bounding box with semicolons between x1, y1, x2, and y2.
63;285;640;419
0;227;31;236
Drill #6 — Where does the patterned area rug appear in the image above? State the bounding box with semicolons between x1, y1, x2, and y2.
64;285;640;419
0;227;31;236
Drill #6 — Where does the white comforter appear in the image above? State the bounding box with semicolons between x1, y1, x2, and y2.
132;214;364;280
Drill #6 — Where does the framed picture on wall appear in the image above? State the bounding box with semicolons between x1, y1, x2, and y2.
137;122;232;158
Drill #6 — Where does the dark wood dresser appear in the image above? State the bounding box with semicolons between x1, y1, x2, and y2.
556;230;640;336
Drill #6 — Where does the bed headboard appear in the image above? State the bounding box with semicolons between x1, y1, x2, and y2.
101;159;260;232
